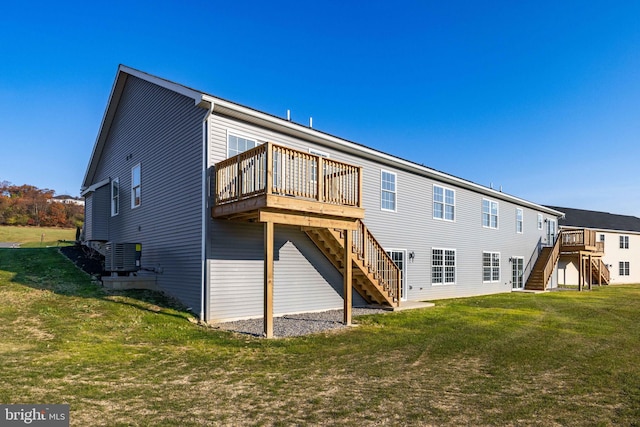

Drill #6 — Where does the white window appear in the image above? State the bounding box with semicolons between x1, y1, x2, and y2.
432;248;456;285
111;178;119;216
131;164;141;208
537;214;543;230
516;208;523;234
227;133;258;157
381;170;397;212
433;185;455;221
620;235;629;249
619;261;630;276
483;251;500;283
482;199;499;229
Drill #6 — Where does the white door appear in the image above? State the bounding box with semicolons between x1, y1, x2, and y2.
547;219;557;245
386;249;407;301
512;256;524;289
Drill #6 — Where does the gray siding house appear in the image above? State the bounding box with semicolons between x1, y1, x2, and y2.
82;66;563;336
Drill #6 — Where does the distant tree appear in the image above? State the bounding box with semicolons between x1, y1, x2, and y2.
0;181;83;227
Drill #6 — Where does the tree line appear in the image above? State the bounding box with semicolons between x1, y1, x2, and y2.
0;182;84;228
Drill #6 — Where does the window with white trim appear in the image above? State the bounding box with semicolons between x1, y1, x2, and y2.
433;185;455;221
483;251;500;282
432;248;456;285
111;178;119;216
516;208;523;233
482;199;499;229
131;164;141;208
619;261;630;276
381;170;397;211
599;234;605;242
537;214;543;230
227;134;258;157
620;235;629;249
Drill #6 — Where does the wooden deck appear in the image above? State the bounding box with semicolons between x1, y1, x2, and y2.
560;229;604;254
213;142;364;228
211;143;400;337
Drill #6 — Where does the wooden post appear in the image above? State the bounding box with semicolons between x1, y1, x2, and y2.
343;228;352;326
397;267;402;307
598;259;602;286
358;167;364;208
264;221;274;338
578;254;583;292
317;156;324;202
265;142;273;195
588;254;593;290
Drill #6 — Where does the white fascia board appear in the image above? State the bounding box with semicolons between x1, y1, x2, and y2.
80;178;110;196
207;97;564;217
119;65;205;106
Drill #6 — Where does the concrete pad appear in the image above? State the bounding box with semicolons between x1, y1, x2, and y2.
102;275;158;291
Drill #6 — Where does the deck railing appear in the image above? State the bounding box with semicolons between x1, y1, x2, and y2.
542;230;563;289
594;258;610;283
215;142;362;208
351;220;401;303
561;229;598;249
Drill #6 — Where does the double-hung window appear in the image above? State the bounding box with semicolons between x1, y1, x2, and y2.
619;261;630;276
433;185;455;221
111;178;119;216
482;199;499;229
483;251;500;282
432;248;456;285
381;170;397;212
620;235;629;249
227;134;258;157
516;208;523;233
537;214;543;230
131;164;141;208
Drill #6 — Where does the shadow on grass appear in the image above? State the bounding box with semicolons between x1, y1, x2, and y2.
0;247;193;322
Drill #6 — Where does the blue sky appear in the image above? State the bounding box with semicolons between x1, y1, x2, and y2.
1;1;639;215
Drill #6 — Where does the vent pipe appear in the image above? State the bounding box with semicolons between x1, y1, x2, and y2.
287;109;291;121
309;117;313;128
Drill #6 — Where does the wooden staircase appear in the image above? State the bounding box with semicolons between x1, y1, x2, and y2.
525;233;562;291
589;257;610;285
304;220;401;307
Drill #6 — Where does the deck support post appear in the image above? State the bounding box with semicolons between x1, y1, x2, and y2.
578;253;583;292
588;254;593;290
264;221;274;338
343;228;352;326
598;259;602;286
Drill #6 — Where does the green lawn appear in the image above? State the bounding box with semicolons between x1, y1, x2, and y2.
1;248;639;426
0;225;76;247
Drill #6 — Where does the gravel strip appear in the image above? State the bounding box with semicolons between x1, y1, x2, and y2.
215;307;390;338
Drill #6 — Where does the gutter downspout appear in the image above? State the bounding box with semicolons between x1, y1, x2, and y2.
200;98;214;323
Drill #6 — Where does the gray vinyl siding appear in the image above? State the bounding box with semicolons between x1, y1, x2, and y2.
85;184;110;241
206;113;560;319
208;221;364;322
89;75;207;309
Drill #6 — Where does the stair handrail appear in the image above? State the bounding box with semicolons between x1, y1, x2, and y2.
523;237;543;283
595;258;610;283
351;219;401;304
541;230;563;288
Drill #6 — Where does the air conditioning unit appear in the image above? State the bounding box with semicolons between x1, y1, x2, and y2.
105;242;141;273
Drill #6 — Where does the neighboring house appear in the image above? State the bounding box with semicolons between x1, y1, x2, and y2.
81;65;563;337
546;206;640;286
49;195;85;206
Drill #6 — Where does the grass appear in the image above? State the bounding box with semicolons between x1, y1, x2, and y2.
1;248;639;426
0;225;76;247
